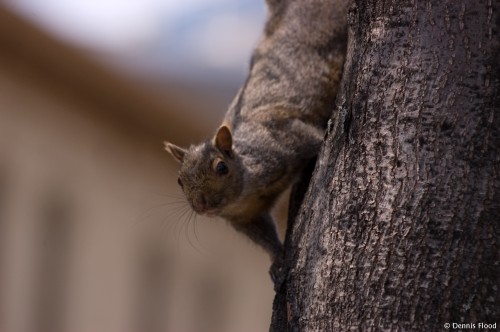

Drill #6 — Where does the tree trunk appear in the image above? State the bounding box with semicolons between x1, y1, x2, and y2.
271;0;499;330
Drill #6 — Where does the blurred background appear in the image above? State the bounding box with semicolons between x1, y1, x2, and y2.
0;1;287;331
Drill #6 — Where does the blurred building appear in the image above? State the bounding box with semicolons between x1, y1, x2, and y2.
0;5;275;332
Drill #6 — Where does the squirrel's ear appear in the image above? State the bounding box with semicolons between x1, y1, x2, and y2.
164;141;187;163
214;125;233;156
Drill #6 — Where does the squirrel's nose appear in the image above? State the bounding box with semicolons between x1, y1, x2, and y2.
199;195;207;208
193;195;208;212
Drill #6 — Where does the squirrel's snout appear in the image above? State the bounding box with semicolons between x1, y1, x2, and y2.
192;194;208;213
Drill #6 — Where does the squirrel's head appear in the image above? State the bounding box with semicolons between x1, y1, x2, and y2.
164;126;243;216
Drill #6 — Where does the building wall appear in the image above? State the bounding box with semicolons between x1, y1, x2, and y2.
0;8;274;332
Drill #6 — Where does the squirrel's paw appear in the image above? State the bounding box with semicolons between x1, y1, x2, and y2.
269;256;286;292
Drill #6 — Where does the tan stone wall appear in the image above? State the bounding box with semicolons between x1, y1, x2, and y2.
0;6;274;332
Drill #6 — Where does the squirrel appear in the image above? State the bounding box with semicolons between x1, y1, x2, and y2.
165;0;346;264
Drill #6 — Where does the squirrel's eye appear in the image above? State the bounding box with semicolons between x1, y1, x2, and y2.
177;177;184;189
216;161;228;175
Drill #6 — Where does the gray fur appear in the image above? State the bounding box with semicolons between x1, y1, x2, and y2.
165;0;346;260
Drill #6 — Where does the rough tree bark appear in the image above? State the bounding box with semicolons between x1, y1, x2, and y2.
271;0;499;331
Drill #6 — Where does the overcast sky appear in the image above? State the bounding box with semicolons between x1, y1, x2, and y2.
5;0;266;81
